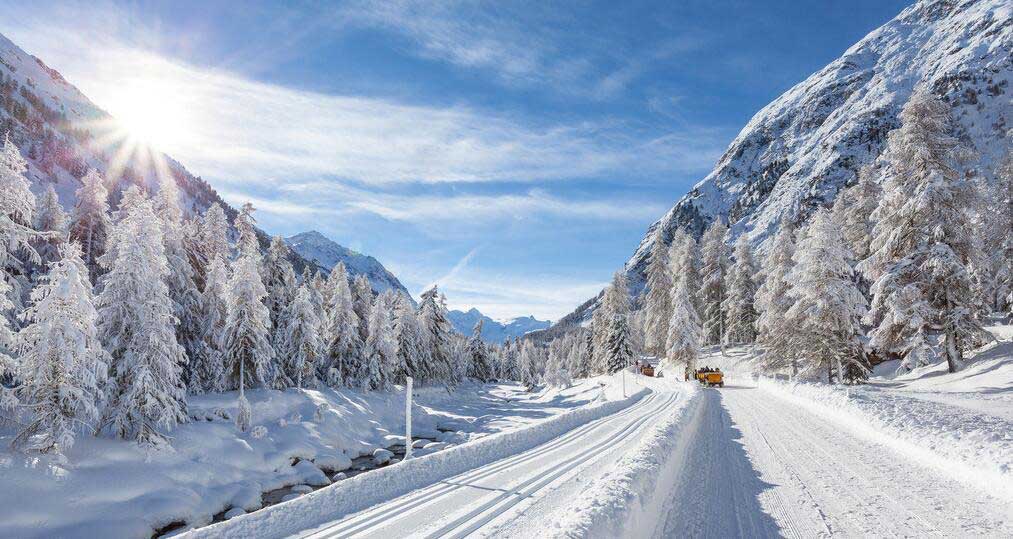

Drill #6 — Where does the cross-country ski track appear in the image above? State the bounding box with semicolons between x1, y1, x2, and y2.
200;378;1013;539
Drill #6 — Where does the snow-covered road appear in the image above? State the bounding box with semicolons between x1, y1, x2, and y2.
295;387;683;539
654;384;1013;538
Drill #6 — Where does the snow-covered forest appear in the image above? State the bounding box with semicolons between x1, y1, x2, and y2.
544;90;1012;385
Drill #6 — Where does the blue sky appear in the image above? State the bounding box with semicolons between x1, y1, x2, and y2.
0;0;911;320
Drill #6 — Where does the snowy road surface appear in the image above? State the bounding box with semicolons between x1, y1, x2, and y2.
295;388;682;539
654;385;1013;538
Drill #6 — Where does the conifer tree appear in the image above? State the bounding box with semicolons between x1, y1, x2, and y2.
281;284;323;389
518;340;539;390
200;202;231;269
861;91;983;373
360;294;394;391
190;255;228;394
155;177;199;388
33;185;68;270
13;243;107;454
723;235;759;344
224;252;273;391
668;230;702;314
980;151;1012;313
467;320;493;382
833;165;881;285
699;220;730;345
96;200;187;447
0;133;39;317
417;287;455;387
263;236;297;371
666;276;703;378
785;209;869;383
593;272;632;374
755;219;798;374
393;293;424;384
544;338;572;387
69;169;112;283
642;227;672;358
352;274;373;348
323;263;361;386
234;202;260;258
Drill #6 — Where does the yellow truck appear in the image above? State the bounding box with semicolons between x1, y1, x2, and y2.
695;368;724;387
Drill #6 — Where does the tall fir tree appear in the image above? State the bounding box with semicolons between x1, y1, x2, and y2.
642;227;672;358
190;255;229;394
323;263;361;386
722;235;759;344
96;199;188;447
467;320;493;382
785;209;869;383
263;236;297;378
860;91;983;373
980;151;1012;313
393;293;424;384
0;133;39;318
360;294;394;391
155;177;200;389
698;220;730;345
351;274;373;351
755;219;798;374
518;340;539;390
668;230;703;315
281;284;323;389
13;243;108;454
33;185;69;270
666;276;703;378
224;251;273;391
418;286;454;387
69;169;112;284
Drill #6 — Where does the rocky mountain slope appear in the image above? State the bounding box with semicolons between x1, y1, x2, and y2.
285;231;410;296
447;308;551;343
544;0;1012;336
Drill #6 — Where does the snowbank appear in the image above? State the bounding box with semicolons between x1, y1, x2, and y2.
0;379;609;538
184;377;648;539
542;379;701;538
758;378;1013;502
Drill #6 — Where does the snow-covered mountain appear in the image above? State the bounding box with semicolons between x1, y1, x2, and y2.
447;308;551;343
285;230;410;297
545;0;1012;335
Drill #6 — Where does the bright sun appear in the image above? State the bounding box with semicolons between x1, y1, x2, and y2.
107;79;189;151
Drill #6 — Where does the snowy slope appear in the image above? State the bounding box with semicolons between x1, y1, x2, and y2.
447;307;551;343
285;231;410;296
552;0;1012;330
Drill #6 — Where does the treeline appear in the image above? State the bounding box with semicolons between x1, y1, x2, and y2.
0;134;519;456
545;90;1012;385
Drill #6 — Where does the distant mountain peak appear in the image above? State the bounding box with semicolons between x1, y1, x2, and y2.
447;308;551;343
285;230;409;297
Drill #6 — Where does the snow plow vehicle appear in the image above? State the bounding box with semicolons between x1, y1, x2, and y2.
695;368;724;387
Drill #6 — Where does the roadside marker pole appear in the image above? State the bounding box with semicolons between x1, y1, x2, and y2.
405;377;413;460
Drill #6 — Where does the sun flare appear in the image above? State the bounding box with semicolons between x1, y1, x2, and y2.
106;79;189;151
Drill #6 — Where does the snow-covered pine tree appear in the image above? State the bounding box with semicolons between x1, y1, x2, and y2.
360;294;394;391
69;169;112;284
323;262;361;386
668;229;702;314
518;340;539;390
234;202;260;258
785;208;869;383
96;199;188;447
544;337;572;387
417;286;454;387
833;164;881;286
755;218;798;374
861;91;984;373
448;333;471;386
698;220;730;345
666;274;703;378
155;177;200;389
189;255;229;394
12;242;108;454
352;274;373;349
604;310;635;374
224;251;273;391
642;227;672;358
282;284;323;389
0;133;39;318
263;236;297;382
393;293;424;384
467;320;493;382
33;185;68;270
980;151;1012;313
200;202;231;269
592;272;632;374
722;235;758;344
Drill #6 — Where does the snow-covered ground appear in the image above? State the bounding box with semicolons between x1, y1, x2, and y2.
0;378;616;538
